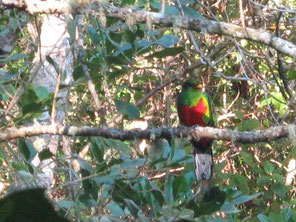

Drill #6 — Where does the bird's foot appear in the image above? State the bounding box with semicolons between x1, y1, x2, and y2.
190;127;201;141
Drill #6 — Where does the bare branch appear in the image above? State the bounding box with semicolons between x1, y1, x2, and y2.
0;123;293;143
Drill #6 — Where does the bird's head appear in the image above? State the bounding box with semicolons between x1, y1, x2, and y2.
182;79;203;90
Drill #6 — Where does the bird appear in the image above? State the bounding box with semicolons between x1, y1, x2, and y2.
177;79;215;194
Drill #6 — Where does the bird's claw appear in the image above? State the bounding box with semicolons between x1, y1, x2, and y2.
190;129;201;141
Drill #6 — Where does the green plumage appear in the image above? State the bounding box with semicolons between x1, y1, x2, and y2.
177;79;214;127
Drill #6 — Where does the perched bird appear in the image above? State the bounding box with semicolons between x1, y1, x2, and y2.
177;79;215;193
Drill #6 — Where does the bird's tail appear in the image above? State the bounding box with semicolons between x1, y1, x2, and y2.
191;140;213;196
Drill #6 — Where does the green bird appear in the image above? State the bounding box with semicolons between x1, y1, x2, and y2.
177;79;215;189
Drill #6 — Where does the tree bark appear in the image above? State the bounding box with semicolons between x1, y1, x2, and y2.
0;123;294;144
1;1;295;58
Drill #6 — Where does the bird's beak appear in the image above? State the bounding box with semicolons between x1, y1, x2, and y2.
196;84;203;89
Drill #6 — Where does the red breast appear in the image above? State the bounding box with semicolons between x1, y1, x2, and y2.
178;99;207;126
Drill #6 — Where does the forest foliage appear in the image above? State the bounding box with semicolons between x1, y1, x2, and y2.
0;0;296;221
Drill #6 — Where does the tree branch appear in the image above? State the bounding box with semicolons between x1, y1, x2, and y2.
95;4;296;59
0;123;294;143
1;1;296;59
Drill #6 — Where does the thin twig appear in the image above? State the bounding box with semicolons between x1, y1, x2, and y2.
275;12;293;100
76;15;106;124
239;0;246;29
248;0;296;14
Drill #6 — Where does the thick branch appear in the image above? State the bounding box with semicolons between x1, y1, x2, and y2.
1;1;296;59
95;4;296;59
0;123;293;143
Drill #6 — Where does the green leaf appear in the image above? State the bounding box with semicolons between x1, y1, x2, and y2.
120;158;146;169
257;214;270;222
263;161;275;174
196;187;227;216
57;200;73;210
259;63;269;73
106;56;127;65
271;92;285;106
150;2;179;15
92;170;121;184
279;104;287;117
123;199;140;217
234;110;244;121
230;174;250;194
288;69;296;80
124;30;136;48
100;215;123;222
272;173;284;183
231;192;263;205
115;100;140;120
148;139;166;161
257;176;271;185
3;53;27;62
38;149;54;161
61;70;67;82
33;86;49;99
9;17;19;31
271;182;287;197
107;68;127;80
268;212;286;221
113;141;130;155
182;5;205;19
241;119;261;131
105;201;125;217
173;175;187;198
164;175;174;205
77;158;93;173
0;149;3;163
155;35;180;48
18;139;37;162
121;0;135;6
220;203;240;214
20;87;43;115
271;201;281;214
17;171;34;182
136;39;152;50
101;138;131;155
259;97;269;108
67;17;76;44
90;137;105;162
46;55;59;74
169;139;175;162
86;26;100;45
147;47;184;58
240;151;254;166
177;208;194;220
169;147;186;164
73;65;84;81
113;43;133;56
